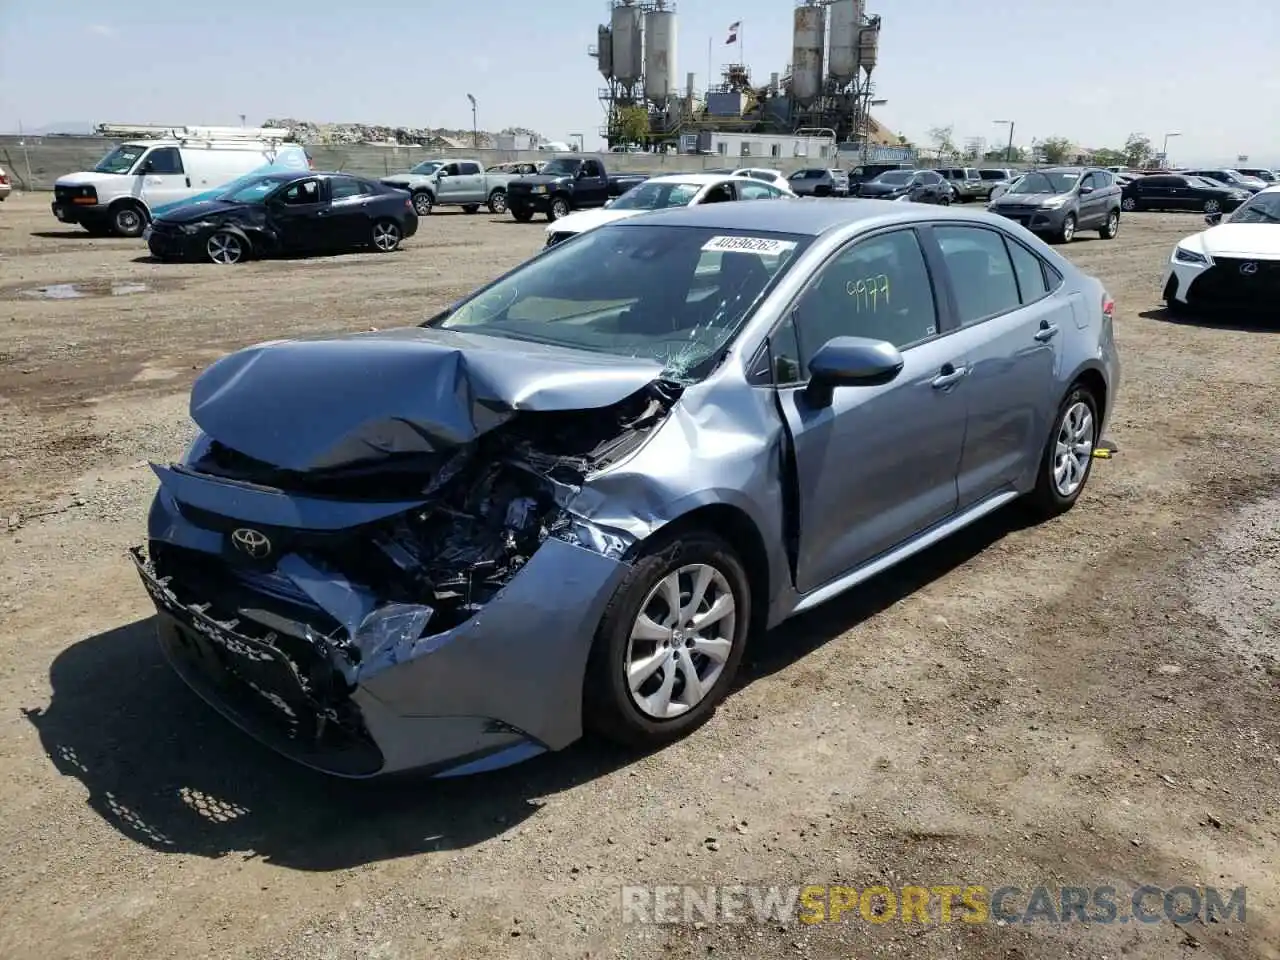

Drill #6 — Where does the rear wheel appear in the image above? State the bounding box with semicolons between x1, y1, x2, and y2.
548;196;571;221
1022;385;1099;520
1204;199;1221;215
1099;209;1119;239
583;532;751;747
411;190;433;216
487;189;507;214
510;205;534;223
1121;196;1138;212
371;219;401;252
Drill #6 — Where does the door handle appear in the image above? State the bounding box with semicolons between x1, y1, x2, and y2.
185;177;191;188
1034;321;1059;342
931;364;968;389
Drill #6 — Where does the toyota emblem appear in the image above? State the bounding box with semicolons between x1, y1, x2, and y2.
1240;261;1259;276
231;527;272;559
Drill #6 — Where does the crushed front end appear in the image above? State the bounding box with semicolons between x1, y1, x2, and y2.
135;382;678;777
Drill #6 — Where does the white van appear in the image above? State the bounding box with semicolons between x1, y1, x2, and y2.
51;127;311;237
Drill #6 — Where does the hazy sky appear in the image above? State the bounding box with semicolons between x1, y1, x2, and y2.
2;0;1277;164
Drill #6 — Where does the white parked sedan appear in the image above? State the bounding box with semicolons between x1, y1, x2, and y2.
731;167;792;191
0;165;11;201
543;173;794;247
1161;184;1280;315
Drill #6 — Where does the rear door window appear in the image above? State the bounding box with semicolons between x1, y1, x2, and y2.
933;226;1021;326
459;161;483;175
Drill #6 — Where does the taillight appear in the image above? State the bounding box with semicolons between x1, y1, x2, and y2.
1101;293;1115;319
405;198;413;210
0;171;7;184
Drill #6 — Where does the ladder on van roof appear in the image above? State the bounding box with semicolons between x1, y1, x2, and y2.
96;123;295;143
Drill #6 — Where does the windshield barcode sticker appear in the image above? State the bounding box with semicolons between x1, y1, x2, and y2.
702;235;797;255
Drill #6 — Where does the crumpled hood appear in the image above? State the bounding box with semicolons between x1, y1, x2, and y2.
1198;223;1280;258
190;327;665;471
155;198;241;223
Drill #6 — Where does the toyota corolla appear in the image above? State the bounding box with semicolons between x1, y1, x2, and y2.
133;200;1120;778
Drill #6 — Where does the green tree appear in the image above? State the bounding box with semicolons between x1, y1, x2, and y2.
1039;136;1072;163
927;125;957;160
1123;133;1153;168
611;105;650;145
1089;147;1127;167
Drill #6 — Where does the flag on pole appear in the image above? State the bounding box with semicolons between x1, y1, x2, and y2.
725;21;740;44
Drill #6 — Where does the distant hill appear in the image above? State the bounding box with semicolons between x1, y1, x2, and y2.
11;121;98;136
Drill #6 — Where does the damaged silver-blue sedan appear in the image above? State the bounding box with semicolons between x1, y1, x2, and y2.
133;200;1120;778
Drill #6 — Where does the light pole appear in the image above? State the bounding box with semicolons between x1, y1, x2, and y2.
860;98;887;164
993;120;1015;163
1161;131;1180;167
466;93;478;149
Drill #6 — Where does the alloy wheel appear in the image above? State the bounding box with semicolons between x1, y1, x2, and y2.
1052;401;1095;498
1121;197;1137;211
413;192;432;215
1204;199;1220;214
206;232;243;264
489;192;507;214
551;198;570;219
373;221;401;251
1061;215;1076;242
115;207;143;236
625;563;736;720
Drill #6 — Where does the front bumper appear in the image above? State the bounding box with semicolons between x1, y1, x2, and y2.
51;200;105;224
136;484;629;778
146;224;201;260
1162;254;1280;313
992;205;1071;233
507;190;555;213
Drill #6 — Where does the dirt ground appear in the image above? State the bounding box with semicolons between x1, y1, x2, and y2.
1;191;1278;960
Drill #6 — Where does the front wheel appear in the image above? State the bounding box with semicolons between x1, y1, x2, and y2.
510;205;534;223
1099;209;1119;239
939;194;951;206
1022;386;1099;520
111;203;147;238
411;190;433;216
371;219;401;252
1057;213;1077;243
548;196;571;221
487;189;507;214
583;532;751;747
206;230;247;265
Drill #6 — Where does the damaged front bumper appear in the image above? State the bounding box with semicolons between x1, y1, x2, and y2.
134;484;631;778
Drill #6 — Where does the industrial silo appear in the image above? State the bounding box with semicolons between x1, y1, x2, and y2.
791;2;827;107
858;21;880;76
827;0;862;84
596;24;614;78
644;4;679;104
610;1;643;85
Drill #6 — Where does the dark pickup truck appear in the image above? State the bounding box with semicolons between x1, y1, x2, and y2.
506;157;650;222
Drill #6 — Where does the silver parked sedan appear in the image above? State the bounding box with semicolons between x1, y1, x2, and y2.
134;199;1120;778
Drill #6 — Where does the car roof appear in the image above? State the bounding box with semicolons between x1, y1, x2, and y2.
1258;184;1280;195
642;172;756;186
611;197;1021;236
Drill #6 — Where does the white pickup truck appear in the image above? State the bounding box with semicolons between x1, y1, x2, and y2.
380;158;517;216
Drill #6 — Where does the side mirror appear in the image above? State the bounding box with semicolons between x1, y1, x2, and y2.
1078;185;1094;195
603;199;614;208
1205;212;1223;226
805;336;904;407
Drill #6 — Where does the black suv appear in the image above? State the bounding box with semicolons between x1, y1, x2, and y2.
987;167;1123;243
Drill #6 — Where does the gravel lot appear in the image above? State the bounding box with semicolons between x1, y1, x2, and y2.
1;192;1278;960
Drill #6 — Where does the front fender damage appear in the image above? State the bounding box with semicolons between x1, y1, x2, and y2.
138;379;678;771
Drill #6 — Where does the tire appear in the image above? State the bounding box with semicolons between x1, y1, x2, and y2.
111;202;147;238
1056;213;1077;244
205;230;247;265
510;205;534;223
462;204;480;214
487;189;507;214
1204;199;1221;215
1022;385;1099;520
371;218;401;252
1121;196;1138;212
1099;209;1119;240
411;190;433;216
939;194;951;206
548;196;571;221
582;531;751;747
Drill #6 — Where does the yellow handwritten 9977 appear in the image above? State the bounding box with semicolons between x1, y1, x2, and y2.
845;273;891;312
